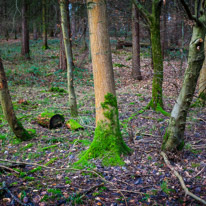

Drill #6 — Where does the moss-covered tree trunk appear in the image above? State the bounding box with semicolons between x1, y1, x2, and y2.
76;0;130;167
199;37;206;102
132;3;142;80
42;0;48;50
149;3;163;109
133;0;164;111
0;58;31;140
162;21;206;152
60;0;78;117
21;0;30;59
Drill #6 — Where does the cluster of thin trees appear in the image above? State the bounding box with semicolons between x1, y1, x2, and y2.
0;0;206;165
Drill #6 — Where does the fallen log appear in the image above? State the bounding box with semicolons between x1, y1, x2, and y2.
37;112;65;129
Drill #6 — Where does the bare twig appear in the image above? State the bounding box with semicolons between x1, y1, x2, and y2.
193;166;205;178
161;152;206;205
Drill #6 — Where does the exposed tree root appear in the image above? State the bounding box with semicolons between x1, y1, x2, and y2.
161;152;206;205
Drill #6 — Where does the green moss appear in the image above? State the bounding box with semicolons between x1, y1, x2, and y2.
49;87;67;94
41;145;58;151
40;112;56;118
21;143;34;151
156;104;170;117
74;93;131;168
44;157;58;166
66;119;83;130
24;176;35;181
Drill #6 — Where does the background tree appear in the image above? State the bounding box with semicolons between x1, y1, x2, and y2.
76;0;131;167
0;58;31;140
132;3;142;80
42;0;48;49
60;0;78;117
133;0;164;111
162;0;206;152
21;0;30;59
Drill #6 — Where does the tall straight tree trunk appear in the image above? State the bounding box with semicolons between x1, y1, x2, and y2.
21;0;30;59
133;0;164;111
76;0;130;167
132;3;142;80
60;0;78;117
0;58;31;140
162;21;206;152
199;38;206;102
149;1;163;109
42;0;48;49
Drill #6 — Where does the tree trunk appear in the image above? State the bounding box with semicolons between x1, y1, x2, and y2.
132;3;142;80
21;0;30;59
60;0;78;117
42;0;48;49
33;22;38;40
59;28;67;71
149;2;164;110
75;0;131;167
162;24;206;152
199;38;206;102
0;58;31;140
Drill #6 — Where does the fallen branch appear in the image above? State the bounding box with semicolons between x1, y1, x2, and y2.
0;164;20;174
161;152;206;205
2;182;28;206
0;159;128;205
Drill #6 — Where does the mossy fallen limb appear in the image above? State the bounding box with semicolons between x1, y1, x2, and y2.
66;119;84;130
37;112;65;129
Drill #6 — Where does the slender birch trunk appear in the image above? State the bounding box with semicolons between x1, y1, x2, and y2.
60;0;78;117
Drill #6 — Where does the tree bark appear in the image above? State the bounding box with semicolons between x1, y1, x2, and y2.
42;0;48;49
33;22;38;40
149;1;164;109
60;0;78;117
0;58;31;140
199;38;206;102
59;28;67;71
162;21;206;152
132;3;142;80
21;0;30;59
75;0;130;167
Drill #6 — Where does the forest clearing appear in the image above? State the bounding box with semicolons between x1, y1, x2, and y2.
0;0;206;205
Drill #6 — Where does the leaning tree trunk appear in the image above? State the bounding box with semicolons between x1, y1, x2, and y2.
132;3;142;80
162;24;206;152
59;29;67;71
75;0;131;167
60;0;78;117
21;0;30;59
0;58;31;140
199;38;206;102
42;0;48;49
149;3;164;110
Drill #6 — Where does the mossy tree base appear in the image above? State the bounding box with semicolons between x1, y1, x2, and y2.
0;58;31;141
75;93;131;168
147;100;170;117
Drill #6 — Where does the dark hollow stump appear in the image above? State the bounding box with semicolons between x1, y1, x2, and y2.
37;112;65;129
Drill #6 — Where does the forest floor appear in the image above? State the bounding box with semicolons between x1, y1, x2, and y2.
0;38;205;206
